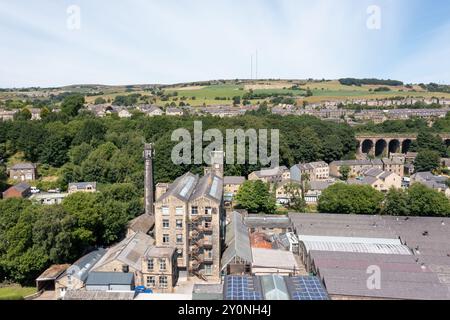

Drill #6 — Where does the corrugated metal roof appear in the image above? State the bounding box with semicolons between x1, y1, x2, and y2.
298;235;411;255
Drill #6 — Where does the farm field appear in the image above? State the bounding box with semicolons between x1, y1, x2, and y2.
3;80;450;108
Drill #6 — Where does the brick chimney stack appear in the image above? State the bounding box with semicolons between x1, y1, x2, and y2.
144;143;154;216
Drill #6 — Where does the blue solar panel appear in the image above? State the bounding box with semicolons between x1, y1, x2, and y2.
224;276;263;300
290;277;329;300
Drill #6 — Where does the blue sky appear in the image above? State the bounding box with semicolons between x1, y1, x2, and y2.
0;0;449;87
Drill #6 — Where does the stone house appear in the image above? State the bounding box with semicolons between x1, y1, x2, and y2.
348;168;402;192
291;161;329;182
329;160;383;179
68;182;97;194
382;158;404;177
223;176;246;200
249;166;290;184
9;163;37;181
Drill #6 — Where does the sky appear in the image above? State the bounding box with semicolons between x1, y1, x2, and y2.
0;0;449;87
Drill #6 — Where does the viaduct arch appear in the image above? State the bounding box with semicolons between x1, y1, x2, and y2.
356;134;450;156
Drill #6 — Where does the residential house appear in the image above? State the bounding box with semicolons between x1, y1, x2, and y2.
68;182;97;194
275;180;299;205
348;168;402;192
382;158;404;177
2;182;31;199
142;246;178;293
329;160;383;179
166;107;183;116
410;172;450;197
291;161;329;182
0;109;18;121
304;181;335;204
223;176;246;201
117;108;132;118
9;163;37;181
249;166;290;184
139;105;164;117
29;108;42;120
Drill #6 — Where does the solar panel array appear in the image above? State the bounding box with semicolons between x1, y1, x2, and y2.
224;276;263;300
290;277;329;300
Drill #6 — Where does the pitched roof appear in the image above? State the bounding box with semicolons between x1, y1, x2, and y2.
127;214;155;234
63;291;136;300
11;182;31;193
67;248;107;282
157;172;199;202
224;176;246;185
36;264;70;281
92;232;154;272
11;163;35;170
221;212;252;271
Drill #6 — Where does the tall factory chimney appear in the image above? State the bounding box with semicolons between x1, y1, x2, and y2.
144;143;154;216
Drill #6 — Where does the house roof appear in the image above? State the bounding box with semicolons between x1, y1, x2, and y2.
10;163;35;170
86;272;134;286
68;182;97;189
224;176;246;185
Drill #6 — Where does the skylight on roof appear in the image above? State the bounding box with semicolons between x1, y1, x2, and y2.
180;176;195;198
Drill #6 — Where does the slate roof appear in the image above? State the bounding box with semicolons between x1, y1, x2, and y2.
11;163;35;170
224;176;246;185
127;214;155;234
92;232;154;272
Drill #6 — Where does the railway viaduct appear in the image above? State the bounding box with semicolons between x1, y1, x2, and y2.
356;134;450;157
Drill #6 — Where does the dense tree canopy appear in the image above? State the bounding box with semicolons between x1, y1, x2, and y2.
0;183;141;285
317;183;384;215
235;180;276;214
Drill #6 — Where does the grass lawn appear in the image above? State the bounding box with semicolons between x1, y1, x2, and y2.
0;286;36;300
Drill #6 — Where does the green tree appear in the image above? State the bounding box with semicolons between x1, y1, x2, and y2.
407;183;450;216
235;180;276;214
284;182;306;212
61;94;85;117
383;188;409;216
318;183;384;215
339;165;351;181
13;108;32;121
414;150;441;172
